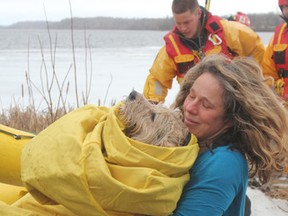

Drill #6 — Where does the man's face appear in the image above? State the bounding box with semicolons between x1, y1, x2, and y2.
282;5;288;18
173;8;201;39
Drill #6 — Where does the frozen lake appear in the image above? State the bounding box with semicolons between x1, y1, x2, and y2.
0;29;273;110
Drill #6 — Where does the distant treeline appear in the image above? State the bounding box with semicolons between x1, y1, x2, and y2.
0;13;283;32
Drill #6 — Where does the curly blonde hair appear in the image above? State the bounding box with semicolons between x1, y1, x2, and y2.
172;54;288;184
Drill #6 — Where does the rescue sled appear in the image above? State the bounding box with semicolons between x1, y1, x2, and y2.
0;124;34;205
0;124;35;186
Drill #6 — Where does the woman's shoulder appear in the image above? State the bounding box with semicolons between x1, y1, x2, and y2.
203;145;244;158
194;146;248;180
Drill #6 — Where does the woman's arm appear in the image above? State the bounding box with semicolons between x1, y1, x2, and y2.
172;147;248;216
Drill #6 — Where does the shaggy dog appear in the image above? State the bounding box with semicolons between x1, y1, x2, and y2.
120;90;190;147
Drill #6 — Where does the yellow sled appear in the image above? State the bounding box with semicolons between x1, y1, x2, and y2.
0;124;34;205
0;124;35;186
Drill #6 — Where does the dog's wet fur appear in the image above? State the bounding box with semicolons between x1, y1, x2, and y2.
119;90;190;147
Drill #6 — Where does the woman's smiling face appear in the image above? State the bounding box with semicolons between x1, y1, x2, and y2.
183;72;230;141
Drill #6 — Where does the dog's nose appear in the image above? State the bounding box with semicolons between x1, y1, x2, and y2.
128;90;138;100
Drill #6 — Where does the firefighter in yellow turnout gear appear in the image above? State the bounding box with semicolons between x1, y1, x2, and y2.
143;0;265;103
262;0;288;100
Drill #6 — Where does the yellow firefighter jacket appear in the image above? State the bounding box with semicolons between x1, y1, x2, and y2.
143;19;265;103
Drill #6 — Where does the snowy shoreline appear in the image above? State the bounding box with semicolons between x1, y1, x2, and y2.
247;187;288;215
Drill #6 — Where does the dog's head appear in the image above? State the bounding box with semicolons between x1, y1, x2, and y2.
119;90;190;147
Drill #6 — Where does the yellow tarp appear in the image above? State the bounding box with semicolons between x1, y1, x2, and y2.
3;104;198;215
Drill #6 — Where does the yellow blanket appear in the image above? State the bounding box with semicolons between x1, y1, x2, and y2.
20;104;199;216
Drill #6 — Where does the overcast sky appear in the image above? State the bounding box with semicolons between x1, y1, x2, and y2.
0;0;281;26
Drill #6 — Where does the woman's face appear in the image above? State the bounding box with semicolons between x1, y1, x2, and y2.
183;72;231;141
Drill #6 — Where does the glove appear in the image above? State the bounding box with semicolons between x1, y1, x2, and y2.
275;78;285;96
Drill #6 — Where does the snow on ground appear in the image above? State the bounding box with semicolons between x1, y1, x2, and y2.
247;187;288;216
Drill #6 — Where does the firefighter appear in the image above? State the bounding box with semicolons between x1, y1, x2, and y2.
143;0;265;103
262;0;288;100
227;12;251;27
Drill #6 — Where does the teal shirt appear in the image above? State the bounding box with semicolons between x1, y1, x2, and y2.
172;145;248;216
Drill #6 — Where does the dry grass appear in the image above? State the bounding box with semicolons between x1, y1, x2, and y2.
0;105;73;134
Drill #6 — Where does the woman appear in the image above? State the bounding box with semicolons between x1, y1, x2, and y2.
171;54;288;216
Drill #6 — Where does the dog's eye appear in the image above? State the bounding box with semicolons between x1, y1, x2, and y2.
151;112;156;122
